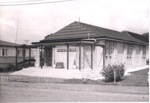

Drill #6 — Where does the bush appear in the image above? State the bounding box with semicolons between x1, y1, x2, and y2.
0;67;4;72
101;64;125;82
1;64;17;72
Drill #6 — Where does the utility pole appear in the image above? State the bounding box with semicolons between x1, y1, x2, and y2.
15;19;19;44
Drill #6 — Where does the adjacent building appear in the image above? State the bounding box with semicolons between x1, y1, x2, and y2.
0;40;34;68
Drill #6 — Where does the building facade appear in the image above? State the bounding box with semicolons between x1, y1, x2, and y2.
33;21;148;71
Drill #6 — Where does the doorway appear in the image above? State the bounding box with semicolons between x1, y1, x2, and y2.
45;47;52;66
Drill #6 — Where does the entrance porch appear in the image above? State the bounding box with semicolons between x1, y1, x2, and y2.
34;40;105;71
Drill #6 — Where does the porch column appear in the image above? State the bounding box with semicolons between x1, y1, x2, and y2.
35;46;40;68
79;43;81;70
23;47;25;67
67;44;69;70
103;45;105;68
29;48;31;65
91;45;93;69
15;47;18;68
40;46;44;68
44;47;47;67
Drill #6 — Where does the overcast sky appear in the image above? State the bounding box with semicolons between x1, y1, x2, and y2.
0;0;149;44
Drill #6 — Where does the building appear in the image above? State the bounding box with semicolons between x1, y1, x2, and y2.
33;21;148;71
0;40;34;68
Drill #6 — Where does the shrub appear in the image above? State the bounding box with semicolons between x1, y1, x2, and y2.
2;64;17;72
0;67;4;72
101;64;125;82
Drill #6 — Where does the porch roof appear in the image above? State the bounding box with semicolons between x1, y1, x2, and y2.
33;21;148;45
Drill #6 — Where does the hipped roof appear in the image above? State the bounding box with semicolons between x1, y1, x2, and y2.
36;21;147;45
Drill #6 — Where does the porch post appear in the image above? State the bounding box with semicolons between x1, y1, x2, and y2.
29;48;31;65
103;45;105;68
44;47;47;67
79;43;81;70
35;46;40;68
15;47;18;68
40;46;43;68
91;45;93;69
23;47;25;67
67;44;69;70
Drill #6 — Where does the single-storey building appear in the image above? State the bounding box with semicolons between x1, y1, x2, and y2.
33;21;148;71
0;40;35;68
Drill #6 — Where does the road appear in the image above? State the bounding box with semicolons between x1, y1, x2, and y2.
0;82;149;102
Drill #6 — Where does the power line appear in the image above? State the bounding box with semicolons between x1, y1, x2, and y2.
0;0;48;3
0;0;75;6
6;26;49;31
0;24;49;31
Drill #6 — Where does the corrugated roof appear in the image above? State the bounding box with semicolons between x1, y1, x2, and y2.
125;31;149;43
40;21;147;45
0;40;20;47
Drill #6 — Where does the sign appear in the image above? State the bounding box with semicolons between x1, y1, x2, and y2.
57;48;76;52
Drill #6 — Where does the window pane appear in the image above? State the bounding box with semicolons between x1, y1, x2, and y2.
118;43;124;54
136;46;140;54
109;41;114;55
105;41;109;55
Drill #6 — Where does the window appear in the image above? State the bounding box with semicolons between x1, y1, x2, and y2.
105;41;114;55
142;46;146;59
22;49;26;57
118;43;124;54
17;50;22;56
136;46;140;54
2;49;7;56
127;44;133;58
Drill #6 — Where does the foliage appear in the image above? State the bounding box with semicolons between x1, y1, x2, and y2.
101;64;125;82
0;64;16;72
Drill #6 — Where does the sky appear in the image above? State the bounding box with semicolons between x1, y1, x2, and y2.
0;0;149;44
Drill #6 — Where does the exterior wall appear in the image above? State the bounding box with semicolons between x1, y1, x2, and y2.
53;45;79;69
52;45;103;70
146;45;149;63
40;40;147;70
104;40;147;69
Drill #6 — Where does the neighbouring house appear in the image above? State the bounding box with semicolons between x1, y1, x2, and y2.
32;21;148;71
0;40;35;68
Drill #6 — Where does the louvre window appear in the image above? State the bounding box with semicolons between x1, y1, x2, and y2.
127;44;133;58
106;41;114;55
136;46;140;54
118;43;124;54
2;49;7;56
142;46;146;59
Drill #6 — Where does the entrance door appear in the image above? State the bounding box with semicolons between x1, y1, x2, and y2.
45;47;52;66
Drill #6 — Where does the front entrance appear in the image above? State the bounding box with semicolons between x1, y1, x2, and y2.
45;47;52;66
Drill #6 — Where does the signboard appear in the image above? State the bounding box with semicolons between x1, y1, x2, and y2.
57;48;76;52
